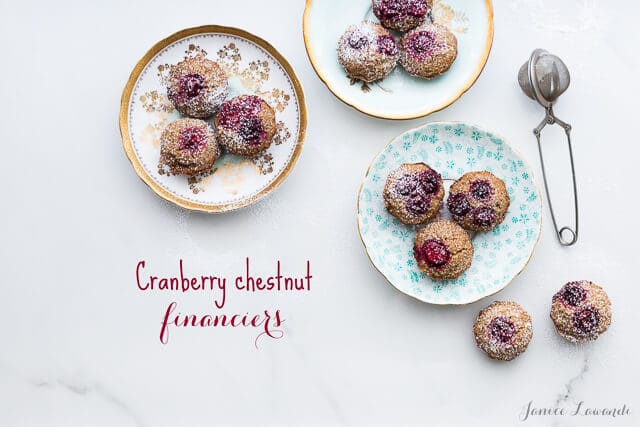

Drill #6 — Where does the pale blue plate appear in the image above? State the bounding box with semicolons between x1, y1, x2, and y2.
357;122;542;305
303;0;494;120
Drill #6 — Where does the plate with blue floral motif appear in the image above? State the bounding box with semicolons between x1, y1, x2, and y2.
357;122;542;305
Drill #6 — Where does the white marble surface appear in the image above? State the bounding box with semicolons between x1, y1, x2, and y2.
0;0;638;425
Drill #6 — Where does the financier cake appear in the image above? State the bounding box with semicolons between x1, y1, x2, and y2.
474;301;533;362
413;220;473;280
337;21;400;82
447;171;510;232
383;163;444;225
214;95;277;157
399;23;457;79
550;280;612;343
166;57;228;118
159;118;220;176
372;0;433;32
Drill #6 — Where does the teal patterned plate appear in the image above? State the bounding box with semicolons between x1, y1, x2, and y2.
357;122;542;305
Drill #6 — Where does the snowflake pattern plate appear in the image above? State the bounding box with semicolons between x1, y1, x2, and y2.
303;0;493;120
357;122;542;305
120;26;307;212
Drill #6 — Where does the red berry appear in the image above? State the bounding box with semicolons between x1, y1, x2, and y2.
377;0;428;20
447;193;471;218
178;126;208;153
470;179;493;201
406;30;438;59
555;282;587;307
573;306;600;336
488;316;516;344
377;35;398;56
415;239;451;268
178;73;205;99
348;34;369;50
239;118;265;146
471;206;497;228
420;169;441;194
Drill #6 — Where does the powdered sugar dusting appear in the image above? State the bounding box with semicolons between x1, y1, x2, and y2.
162;57;229;118
373;0;431;32
215;95;277;157
474;301;533;361
550;281;612;343
337;21;399;83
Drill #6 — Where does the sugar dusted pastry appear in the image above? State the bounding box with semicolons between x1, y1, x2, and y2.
550;280;612;343
383;163;444;225
337;21;399;82
447;171;510;232
413;220;473;280
215;95;276;157
159;118;220;176
166;57;228;118
372;0;433;32
474;301;533;361
399;23;457;79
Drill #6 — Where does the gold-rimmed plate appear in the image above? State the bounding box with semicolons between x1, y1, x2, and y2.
120;25;307;212
357;122;542;305
303;0;493;120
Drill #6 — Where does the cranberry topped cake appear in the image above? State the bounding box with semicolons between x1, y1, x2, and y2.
166;58;228;118
383;163;444;225
399;23;457;79
447;171;510;232
413;220;473;280
372;0;433;32
550;281;612;343
337;21;400;82
474;301;533;361
214;95;276;157
159;118;220;176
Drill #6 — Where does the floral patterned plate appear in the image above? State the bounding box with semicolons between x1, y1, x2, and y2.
303;0;493;120
357;122;542;305
120;26;307;212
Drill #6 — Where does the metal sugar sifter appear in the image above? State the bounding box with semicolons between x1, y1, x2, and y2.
518;49;579;246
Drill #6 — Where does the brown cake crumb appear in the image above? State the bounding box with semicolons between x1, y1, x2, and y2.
384;163;444;225
447;171;510;232
474;301;533;361
159;118;220;176
337;21;400;83
399;23;457;79
413;220;473;280
550;280;612;343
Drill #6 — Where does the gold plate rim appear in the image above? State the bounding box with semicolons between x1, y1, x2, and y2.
119;25;308;213
302;0;494;121
356;121;543;306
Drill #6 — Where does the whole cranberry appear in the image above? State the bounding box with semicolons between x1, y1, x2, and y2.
419;169;441;194
555;282;587;307
239;118;264;145
573;306;601;336
177;73;205;99
406;0;428;17
406;30;438;58
415;238;451;268
348;34;369;50
406;192;430;215
376;0;403;19
178;126;208;153
396;176;417;196
377;35;398;56
447;193;472;218
470;179;493;201
471;206;497;228
488;316;516;344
